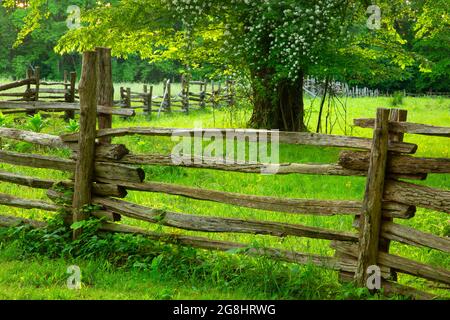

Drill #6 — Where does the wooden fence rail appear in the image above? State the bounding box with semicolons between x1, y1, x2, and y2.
0;51;448;300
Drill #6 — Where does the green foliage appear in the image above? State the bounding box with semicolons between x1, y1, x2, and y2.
0;112;8;127
391;91;405;106
26;113;47;132
65;119;79;133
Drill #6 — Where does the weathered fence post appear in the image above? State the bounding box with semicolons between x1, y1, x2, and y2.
64;71;77;121
145;85;153;118
27;67;40;116
355;108;391;286
379;108;408;281
96;47;114;144
181;75;190;114
25;68;33;101
72;51;98;239
166;80;172;113
200;80;206;109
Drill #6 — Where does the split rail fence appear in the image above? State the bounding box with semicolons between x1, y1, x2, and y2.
0;51;449;299
118;76;236;116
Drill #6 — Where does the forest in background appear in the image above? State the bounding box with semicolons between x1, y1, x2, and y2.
0;0;448;93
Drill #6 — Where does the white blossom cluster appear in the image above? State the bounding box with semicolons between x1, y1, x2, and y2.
164;0;353;82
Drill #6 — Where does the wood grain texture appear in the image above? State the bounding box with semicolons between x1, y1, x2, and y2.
96;47;114;144
335;242;450;285
97;178;414;219
384;179;450;214
60;127;418;153
72;51;98;237
354;118;450;137
381;221;450;253
355;108;390;286
0;192;59;212
0;150;143;183
93;197;359;242
339;150;450;174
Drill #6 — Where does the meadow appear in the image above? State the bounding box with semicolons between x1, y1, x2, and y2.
0;88;449;299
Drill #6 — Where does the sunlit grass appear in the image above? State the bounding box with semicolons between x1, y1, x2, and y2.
0;96;449;299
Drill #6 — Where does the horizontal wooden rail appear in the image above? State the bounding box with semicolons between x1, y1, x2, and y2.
0;79;34;92
384;180;450;214
339;151;450;174
110;153;367;176
0;127;65;148
0;214;356;273
0;102;135;117
93;197;359;242
381;221;450;253
60;127;418;153
0;193;59;212
354;118;450;137
0;214;47;228
0;150;144;183
96;178;415;219
0;128;130;160
333;242;450;285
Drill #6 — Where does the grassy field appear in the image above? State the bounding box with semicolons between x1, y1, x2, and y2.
0;94;449;300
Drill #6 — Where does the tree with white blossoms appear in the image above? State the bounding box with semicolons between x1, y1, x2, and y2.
8;0;438;131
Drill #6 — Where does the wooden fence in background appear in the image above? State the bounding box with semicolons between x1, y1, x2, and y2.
118;77;236;117
0;51;449;299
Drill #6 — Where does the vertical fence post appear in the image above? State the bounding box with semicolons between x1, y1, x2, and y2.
96;47;114;144
25;68;33;101
27;67;40;116
166;80;172;113
148;85;153;119
355;108;391;287
64;71;77;121
379;108;408;281
34;66;40;102
200;80;206;109
72;51;98;240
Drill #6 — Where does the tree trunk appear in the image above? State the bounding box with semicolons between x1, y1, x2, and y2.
249;69;306;132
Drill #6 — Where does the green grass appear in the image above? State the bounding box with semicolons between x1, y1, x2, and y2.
0;96;449;300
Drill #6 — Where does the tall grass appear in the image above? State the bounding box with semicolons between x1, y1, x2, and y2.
0;96;449;299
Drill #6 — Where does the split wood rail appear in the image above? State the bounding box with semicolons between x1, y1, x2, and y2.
118;77;236;117
0;52;449;299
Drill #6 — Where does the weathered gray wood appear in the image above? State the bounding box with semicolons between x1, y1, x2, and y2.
339;151;450;174
381;222;450;253
0;127;65;148
335;242;450;285
96;178;414;219
0;150;75;171
93;197;359;242
338;271;437;300
0;150;143;183
108;153;367;176
0;170;56;189
69;143;129;161
0;101;134;116
384;179;450;214
59;127;418;153
354;118;450;137
0;192;59;212
72;51;98;238
0;79;34;92
355;108;391;286
97;47;114;144
99;222;357;273
0;214;47;229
